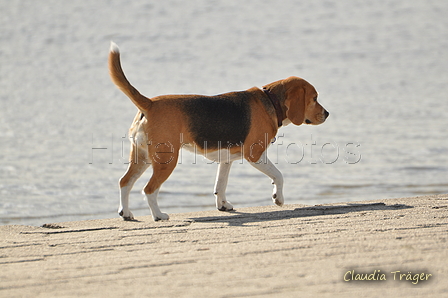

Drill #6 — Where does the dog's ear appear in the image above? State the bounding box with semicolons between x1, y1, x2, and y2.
284;84;306;125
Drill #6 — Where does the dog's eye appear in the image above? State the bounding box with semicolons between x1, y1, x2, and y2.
313;97;317;102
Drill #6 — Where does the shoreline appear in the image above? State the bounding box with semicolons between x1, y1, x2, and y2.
1;194;447;297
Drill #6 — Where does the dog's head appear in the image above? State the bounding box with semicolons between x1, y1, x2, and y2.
263;76;329;126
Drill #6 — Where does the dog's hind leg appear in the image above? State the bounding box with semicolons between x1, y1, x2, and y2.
214;162;234;211
119;162;149;220
118;144;150;220
143;156;179;221
249;151;284;206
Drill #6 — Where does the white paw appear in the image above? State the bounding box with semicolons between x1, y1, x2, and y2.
272;193;284;206
119;209;135;221
153;213;170;221
218;201;233;211
272;183;284;206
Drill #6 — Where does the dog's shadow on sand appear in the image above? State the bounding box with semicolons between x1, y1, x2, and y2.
188;202;413;226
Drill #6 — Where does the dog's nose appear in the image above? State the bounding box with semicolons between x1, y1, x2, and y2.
324;110;329;119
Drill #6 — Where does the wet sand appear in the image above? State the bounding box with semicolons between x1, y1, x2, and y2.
1;194;447;297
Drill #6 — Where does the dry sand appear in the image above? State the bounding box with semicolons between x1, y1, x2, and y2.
1;194;447;297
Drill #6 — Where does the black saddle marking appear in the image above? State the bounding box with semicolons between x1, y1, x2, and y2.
182;93;251;150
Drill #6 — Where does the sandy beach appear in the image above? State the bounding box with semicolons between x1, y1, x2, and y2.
1;194;447;297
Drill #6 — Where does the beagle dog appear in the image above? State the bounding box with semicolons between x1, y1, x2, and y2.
108;42;329;221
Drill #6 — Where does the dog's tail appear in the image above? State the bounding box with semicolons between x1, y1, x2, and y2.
108;42;152;111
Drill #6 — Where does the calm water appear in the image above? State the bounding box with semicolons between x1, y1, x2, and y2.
1;0;447;226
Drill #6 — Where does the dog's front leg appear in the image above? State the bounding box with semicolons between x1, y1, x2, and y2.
249;151;284;206
214;162;234;211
